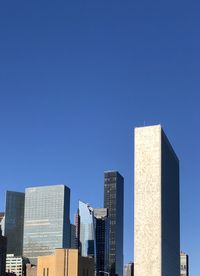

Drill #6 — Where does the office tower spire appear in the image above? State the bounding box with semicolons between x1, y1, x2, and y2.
134;125;180;276
104;171;124;276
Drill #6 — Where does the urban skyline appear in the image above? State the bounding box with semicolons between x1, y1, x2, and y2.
0;123;188;276
1;0;199;274
2;143;190;275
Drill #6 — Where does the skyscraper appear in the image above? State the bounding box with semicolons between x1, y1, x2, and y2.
23;185;70;264
104;171;124;276
180;252;189;276
94;208;109;276
4;191;25;256
79;201;95;259
74;210;80;251
134;125;180;276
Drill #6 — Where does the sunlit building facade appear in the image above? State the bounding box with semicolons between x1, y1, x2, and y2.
134;125;180;276
180;252;189;276
79;201;96;259
6;254;29;276
23;185;70;264
37;249;94;276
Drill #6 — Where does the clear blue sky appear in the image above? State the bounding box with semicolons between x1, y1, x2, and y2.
0;0;199;274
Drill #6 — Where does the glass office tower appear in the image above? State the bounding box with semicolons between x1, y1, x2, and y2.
79;201;96;259
104;171;124;276
4;191;25;256
23;185;70;264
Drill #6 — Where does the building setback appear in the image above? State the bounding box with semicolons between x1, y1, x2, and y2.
4;191;25;256
37;248;94;276
23;185;70;264
104;171;124;276
134;125;180;276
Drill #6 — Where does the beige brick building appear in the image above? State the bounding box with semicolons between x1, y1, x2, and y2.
37;249;94;276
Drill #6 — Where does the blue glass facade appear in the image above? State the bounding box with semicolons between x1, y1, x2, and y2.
4;191;25;256
79;201;96;259
23;185;70;264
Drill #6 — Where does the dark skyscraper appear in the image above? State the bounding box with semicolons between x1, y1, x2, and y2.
94;208;109;276
70;224;76;249
0;227;7;276
4;191;25;256
104;171;124;276
74;210;80;251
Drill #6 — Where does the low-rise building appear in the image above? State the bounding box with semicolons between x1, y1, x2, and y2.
124;262;134;276
37;248;94;276
6;254;29;276
180;252;189;276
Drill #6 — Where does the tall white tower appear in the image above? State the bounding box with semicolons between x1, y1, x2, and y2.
134;125;180;276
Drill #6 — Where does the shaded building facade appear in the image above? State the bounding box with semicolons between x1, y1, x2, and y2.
70;224;76;249
134;125;180;276
94;208;109;276
23;185;70;264
74;210;80;251
104;171;124;276
4;191;25;256
0;227;7;276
